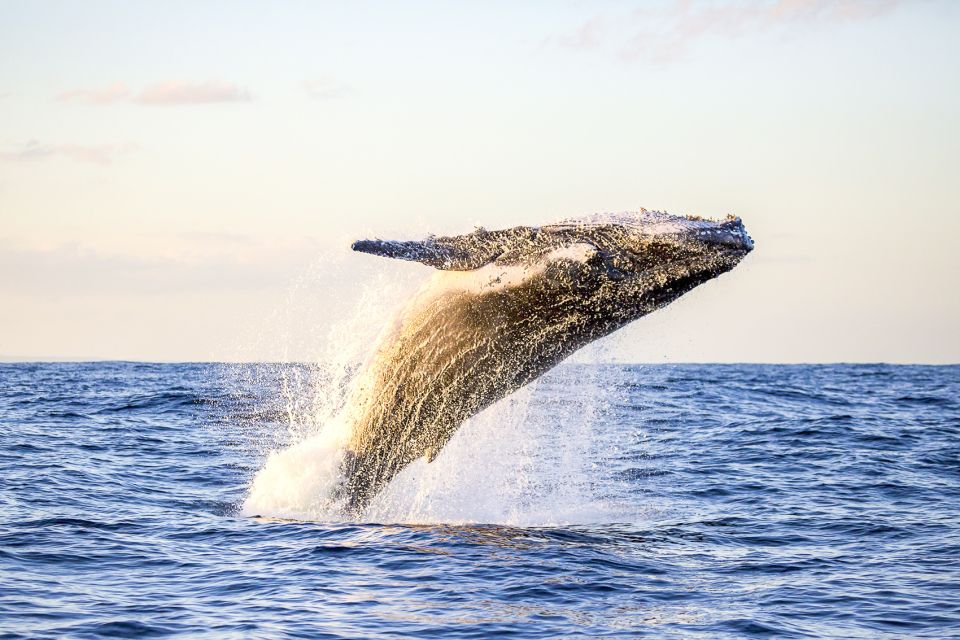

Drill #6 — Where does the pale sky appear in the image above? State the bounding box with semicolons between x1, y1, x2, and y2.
1;0;958;363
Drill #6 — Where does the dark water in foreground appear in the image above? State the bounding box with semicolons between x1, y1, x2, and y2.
1;363;958;638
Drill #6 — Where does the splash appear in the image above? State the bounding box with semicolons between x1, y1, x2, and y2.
363;365;630;526
238;259;639;525
242;413;351;519
241;360;635;525
237;207;754;525
337;209;751;510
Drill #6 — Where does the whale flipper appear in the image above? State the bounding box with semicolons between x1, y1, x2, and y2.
352;226;538;270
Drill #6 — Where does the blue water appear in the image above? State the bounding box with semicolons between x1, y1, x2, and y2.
1;362;958;638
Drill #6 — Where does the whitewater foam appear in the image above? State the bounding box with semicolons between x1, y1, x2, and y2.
240;347;642;526
238;243;646;526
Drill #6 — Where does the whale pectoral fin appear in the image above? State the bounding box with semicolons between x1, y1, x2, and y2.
352;227;537;271
351;238;471;269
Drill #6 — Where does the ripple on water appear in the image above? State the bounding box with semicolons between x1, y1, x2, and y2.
0;363;957;638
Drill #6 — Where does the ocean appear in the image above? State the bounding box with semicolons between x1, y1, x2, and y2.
1;362;957;638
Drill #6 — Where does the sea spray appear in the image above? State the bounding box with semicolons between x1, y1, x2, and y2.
242;413;351;519
237;250;646;525
364;363;629;526
241;347;640;525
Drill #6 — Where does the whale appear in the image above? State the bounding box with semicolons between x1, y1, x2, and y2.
338;209;753;513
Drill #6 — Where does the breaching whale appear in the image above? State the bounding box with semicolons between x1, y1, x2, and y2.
339;209;753;513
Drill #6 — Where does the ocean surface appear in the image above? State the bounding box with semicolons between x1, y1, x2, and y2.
1;362;958;638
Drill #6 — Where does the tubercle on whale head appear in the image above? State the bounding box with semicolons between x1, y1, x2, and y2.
535;210;755;321
558;209;753;252
685;215;754;254
553;210;754;281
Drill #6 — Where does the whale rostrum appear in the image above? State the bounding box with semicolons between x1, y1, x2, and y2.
339;209;754;513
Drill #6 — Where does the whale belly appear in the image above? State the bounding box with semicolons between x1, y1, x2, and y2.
340;268;605;511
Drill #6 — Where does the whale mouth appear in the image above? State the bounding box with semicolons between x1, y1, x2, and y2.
697;216;754;253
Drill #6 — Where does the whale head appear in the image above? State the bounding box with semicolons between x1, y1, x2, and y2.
547;210;754;317
352;209;753;325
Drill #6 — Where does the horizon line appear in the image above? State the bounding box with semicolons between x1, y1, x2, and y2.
1;357;957;367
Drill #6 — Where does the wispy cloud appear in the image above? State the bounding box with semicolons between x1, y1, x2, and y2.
0;140;138;165
555;16;607;50
304;77;353;100
0;235;322;296
56;81;130;105
0;141;57;162
58;143;138;165
135;80;252;105
552;0;910;63
55;80;252;106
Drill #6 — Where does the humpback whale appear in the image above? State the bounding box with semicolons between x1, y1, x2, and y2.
339;209;753;513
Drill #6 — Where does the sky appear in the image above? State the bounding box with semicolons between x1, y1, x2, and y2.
1;0;958;363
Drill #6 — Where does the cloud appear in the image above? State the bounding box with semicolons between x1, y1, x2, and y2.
0;140;57;162
552;0;910;62
57;142;138;165
54;80;252;106
0;235;323;296
135;80;252;105
554;16;607;50
304;77;353;100
56;82;130;105
0;140;138;165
